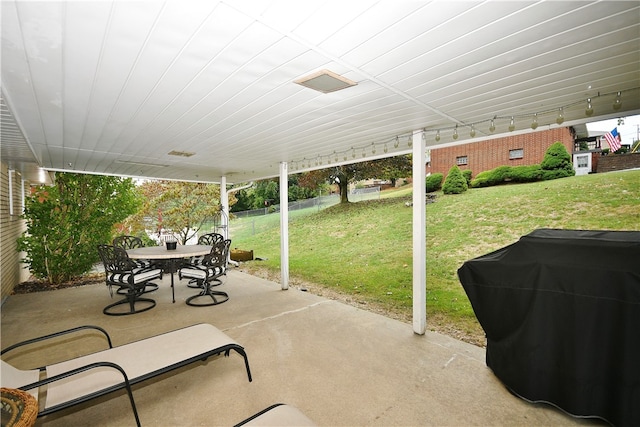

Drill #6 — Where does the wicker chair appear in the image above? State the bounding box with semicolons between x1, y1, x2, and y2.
97;245;162;315
1;388;38;427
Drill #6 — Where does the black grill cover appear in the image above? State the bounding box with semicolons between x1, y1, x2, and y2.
457;229;640;426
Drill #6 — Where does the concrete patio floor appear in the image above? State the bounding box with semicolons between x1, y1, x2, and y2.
1;268;602;426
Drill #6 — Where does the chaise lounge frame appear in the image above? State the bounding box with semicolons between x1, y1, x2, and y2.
1;323;252;426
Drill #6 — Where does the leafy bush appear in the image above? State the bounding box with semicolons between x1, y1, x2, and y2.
471;142;574;187
509;165;543;182
471;165;543;187
426;173;444;192
442;165;468;194
541;142;575;179
470;166;510;187
462;169;472;186
18;173;140;284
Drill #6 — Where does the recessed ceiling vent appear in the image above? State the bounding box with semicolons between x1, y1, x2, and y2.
295;69;357;93
168;150;195;157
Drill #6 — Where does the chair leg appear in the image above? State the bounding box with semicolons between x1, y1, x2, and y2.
104;288;156;316
117;283;158;295
186;278;200;289
186;279;228;307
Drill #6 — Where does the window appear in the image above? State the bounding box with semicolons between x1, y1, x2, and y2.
509;148;524;159
577;155;588;168
456;156;468;165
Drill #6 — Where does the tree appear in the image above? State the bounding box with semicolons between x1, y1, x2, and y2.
18;173;140;284
298;155;412;203
231;176;319;212
442;165;468;194
127;181;233;245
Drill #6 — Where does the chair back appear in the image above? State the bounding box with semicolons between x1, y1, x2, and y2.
202;239;231;269
197;233;224;246
97;244;137;273
113;235;144;250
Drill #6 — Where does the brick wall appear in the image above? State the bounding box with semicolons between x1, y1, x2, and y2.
429;128;574;178
1;162;30;300
597;152;640;173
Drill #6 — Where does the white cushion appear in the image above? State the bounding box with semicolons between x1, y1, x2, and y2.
181;266;224;280
108;268;161;284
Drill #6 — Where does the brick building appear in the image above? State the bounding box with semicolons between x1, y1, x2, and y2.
428;127;575;178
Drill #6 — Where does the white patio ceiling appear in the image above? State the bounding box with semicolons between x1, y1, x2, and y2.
2;0;639;185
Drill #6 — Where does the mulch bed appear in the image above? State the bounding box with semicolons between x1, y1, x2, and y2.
12;274;104;294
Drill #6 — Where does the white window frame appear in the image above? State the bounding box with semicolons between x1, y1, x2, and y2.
509;148;524;159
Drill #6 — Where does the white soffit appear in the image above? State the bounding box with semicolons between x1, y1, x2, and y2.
1;1;639;184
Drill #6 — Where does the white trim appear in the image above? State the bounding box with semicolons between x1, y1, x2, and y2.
21;179;26;214
8;170;14;215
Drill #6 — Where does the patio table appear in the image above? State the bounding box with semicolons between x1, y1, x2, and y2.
127;245;211;303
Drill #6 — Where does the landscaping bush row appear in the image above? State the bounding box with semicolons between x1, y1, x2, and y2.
470;142;574;188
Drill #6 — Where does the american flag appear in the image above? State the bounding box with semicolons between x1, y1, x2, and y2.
604;127;622;152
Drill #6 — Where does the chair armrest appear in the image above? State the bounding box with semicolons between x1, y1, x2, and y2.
19;361;141;426
1;326;113;358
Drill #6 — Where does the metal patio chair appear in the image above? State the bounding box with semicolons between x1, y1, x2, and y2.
179;239;231;306
112;235;160;294
97;245;162;315
184;233;225;288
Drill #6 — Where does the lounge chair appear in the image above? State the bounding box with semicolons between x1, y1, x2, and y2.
1;323;252;426
234;403;316;426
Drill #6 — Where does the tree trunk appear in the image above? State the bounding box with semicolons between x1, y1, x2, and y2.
339;181;349;203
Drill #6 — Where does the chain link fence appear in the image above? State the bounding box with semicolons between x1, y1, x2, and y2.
229;187;380;237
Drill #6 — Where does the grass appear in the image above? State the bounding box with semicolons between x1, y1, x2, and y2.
229;170;640;343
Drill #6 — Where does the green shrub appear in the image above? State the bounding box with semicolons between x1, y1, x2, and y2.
469;170;492;188
510;165;543;182
462;169;472;186
18;173;141;284
541;142;575;179
442;165;468;194
470;166;511;188
426;173;444;192
471;165;543;187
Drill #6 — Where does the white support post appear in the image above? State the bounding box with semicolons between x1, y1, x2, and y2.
220;176;229;239
279;162;289;290
412;130;427;334
220;176;236;266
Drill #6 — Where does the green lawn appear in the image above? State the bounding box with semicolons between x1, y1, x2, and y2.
229;170;640;341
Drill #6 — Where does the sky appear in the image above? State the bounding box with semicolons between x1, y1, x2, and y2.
586;114;640;147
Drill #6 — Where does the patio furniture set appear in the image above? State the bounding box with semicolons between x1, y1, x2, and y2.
98;233;232;315
1;233;317;426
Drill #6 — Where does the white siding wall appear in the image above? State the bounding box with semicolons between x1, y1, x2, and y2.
1;162;29;300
